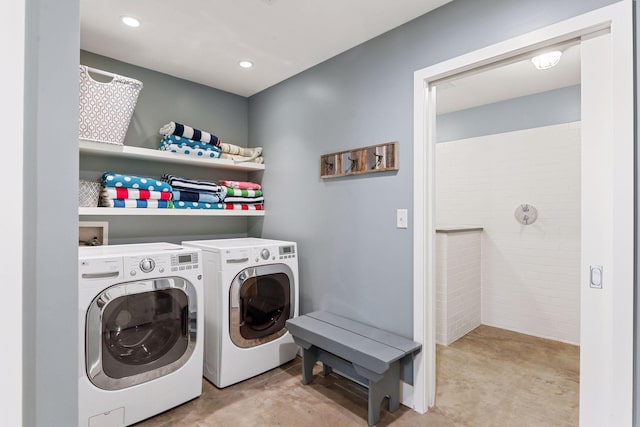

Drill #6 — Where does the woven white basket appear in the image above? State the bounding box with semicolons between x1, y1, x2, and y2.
79;180;101;207
78;65;143;145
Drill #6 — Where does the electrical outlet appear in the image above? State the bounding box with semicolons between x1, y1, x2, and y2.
397;209;408;229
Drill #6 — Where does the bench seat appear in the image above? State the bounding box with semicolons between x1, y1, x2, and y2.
286;311;422;426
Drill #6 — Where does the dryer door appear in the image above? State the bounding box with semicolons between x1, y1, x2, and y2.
229;264;295;348
86;277;198;390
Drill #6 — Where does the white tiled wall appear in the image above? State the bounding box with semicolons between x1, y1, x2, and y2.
436;230;482;345
436;122;581;345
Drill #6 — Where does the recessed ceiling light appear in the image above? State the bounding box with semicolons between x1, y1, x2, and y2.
121;16;140;28
531;51;562;70
239;60;254;69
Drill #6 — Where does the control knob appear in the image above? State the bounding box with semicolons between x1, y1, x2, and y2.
260;248;270;260
139;258;155;273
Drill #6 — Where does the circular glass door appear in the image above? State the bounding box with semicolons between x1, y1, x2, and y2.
86;277;198;390
229;264;294;348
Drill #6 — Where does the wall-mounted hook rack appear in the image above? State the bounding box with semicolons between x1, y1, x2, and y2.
320;142;398;179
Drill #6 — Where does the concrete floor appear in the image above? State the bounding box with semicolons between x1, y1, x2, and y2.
134;325;579;427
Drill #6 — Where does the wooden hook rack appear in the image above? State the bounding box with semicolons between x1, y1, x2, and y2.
320;141;398;179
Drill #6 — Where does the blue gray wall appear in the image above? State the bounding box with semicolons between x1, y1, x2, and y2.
248;0;617;380
23;0;80;425
79;51;252;244
437;85;581;142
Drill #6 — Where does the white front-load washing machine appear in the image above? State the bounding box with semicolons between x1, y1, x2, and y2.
78;242;204;427
181;238;299;388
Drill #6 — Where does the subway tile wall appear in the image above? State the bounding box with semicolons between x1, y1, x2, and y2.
435;122;581;345
436;230;482;345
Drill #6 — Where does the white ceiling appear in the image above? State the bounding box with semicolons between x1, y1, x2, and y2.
80;0;453;97
436;44;581;114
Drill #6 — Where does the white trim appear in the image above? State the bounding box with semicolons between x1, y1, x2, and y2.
1;0;24;425
412;2;633;423
399;380;414;408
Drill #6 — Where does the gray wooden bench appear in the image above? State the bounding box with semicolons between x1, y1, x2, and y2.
285;311;422;426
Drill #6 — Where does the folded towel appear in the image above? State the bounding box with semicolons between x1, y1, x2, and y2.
223;196;265;204
172;189;223;204
173;201;263;210
160;134;221;153
101;187;172;200
162;174;225;195
219;180;261;190
219;143;262;158
160;142;222;159
99;199;173;208
173;201;225;209
220;153;265;164
224;187;262;198
159;121;221;146
102;172;172;192
224;203;264;211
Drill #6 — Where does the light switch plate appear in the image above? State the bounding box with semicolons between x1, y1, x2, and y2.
397;209;408;229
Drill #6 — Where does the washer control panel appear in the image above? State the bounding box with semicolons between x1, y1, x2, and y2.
170;252;200;273
123;251;199;278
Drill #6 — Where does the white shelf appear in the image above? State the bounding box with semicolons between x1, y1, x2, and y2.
79;207;265;217
79;140;265;171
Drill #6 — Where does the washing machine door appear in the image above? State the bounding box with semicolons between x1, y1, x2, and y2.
229;264;295;348
86;277;198;390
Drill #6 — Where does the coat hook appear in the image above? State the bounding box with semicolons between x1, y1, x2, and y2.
372;154;384;170
347;155;357;172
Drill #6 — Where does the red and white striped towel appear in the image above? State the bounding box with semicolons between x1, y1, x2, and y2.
100;187;172;200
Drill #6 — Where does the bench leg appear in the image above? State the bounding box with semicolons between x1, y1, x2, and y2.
385;364;401;413
322;363;333;376
366;363;401;426
301;347;318;385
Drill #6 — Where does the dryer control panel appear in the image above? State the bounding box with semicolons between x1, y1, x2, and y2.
277;244;296;261
220;243;297;266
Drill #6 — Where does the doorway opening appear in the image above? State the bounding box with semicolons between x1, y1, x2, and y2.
431;41;582;425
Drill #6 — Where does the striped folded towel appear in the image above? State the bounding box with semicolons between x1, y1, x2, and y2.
223;196;264;204
101;187;172;200
99;199;173;208
219;143;262;158
172;190;223;204
159;121;221;146
162;174;225;195
225;187;262;198
220;153;265;164
173;201;263;210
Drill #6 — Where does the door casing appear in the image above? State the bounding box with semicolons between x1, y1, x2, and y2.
411;2;633;426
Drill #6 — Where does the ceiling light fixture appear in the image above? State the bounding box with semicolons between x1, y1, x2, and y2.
239;60;254;69
531;50;562;70
121;16;140;28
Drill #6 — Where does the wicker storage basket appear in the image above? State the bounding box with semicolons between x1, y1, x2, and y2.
78;65;143;145
79;180;101;207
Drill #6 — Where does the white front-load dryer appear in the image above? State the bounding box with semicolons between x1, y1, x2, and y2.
181;238;299;388
78;243;204;427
